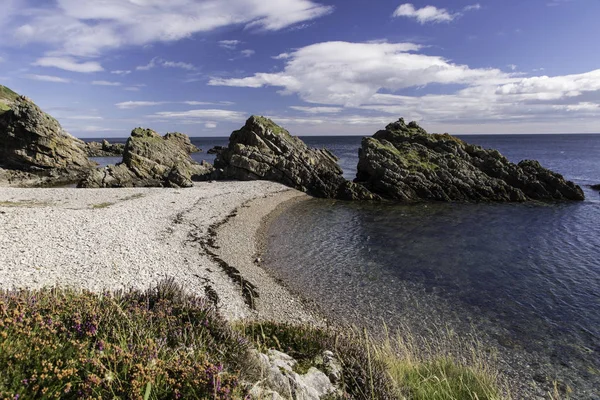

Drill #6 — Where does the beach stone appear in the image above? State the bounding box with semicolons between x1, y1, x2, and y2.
78;128;212;188
0;89;95;186
249;349;338;399
213;116;378;200
355;118;585;202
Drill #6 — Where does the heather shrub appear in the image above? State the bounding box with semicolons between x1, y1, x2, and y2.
0;280;249;399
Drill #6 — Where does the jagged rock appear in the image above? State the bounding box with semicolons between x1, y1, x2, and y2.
0;96;94;172
207;145;225;155
214;116;378;200
164;132;201;153
249;349;339;400
78;128;212;188
85;140;125;157
355;118;585;202
0;89;95;186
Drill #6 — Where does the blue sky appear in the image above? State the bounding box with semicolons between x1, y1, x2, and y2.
1;0;599;137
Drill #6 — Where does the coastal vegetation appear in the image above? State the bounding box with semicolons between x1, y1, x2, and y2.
0;280;505;399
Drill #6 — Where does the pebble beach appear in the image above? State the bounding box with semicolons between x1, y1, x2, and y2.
0;181;317;324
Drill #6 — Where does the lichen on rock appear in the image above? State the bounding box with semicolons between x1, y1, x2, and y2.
213;116;378;200
355;118;585;202
78;128;212;188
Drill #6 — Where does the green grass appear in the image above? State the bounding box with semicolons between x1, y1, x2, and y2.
0;281;508;400
0;281;249;399
0;85;19;102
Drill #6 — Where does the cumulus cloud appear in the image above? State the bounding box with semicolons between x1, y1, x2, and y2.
24;74;71;83
33;56;103;73
9;0;332;58
241;49;256;58
392;3;481;24
209;40;600;125
209;41;506;106
111;70;131;75
92;80;121;86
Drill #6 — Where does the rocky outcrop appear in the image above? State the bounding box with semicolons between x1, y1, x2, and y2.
207;145;225;155
213;116;378;200
0;91;95;186
85;140;125;157
248;349;340;400
355;118;585;202
78;128;211;188
164;132;201;153
0;96;94;172
589;184;600;191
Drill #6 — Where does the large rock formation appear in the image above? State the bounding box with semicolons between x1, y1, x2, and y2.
85;139;125;157
213;116;377;200
164;132;201;153
79;128;211;188
0;88;95;186
355;118;585;202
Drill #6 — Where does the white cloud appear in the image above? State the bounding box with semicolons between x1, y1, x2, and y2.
111;70;131;75
219;40;241;50
209;40;600;126
116;101;166;109
24;74;71;83
33;56;103;73
162;60;195;71
290;106;343;114
136;57;196;71
205;122;218;128
92;80;121;86
392;3;480;24
507;64;518;71
150;109;246;121
241;49;256;58
9;0;332;58
209;41;506;106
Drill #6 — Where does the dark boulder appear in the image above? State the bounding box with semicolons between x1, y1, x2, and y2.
0;90;95;186
213;116;377;200
78;128;212;188
207;145;225;155
355;118;584;202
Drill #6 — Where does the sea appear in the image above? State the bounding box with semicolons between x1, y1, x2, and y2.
87;134;600;397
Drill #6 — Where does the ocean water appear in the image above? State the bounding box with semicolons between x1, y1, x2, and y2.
262;134;600;398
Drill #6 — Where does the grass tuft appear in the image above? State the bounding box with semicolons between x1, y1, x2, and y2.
0;280;249;399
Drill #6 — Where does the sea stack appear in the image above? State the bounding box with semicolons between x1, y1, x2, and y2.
355;118;585;202
213;116;378;200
